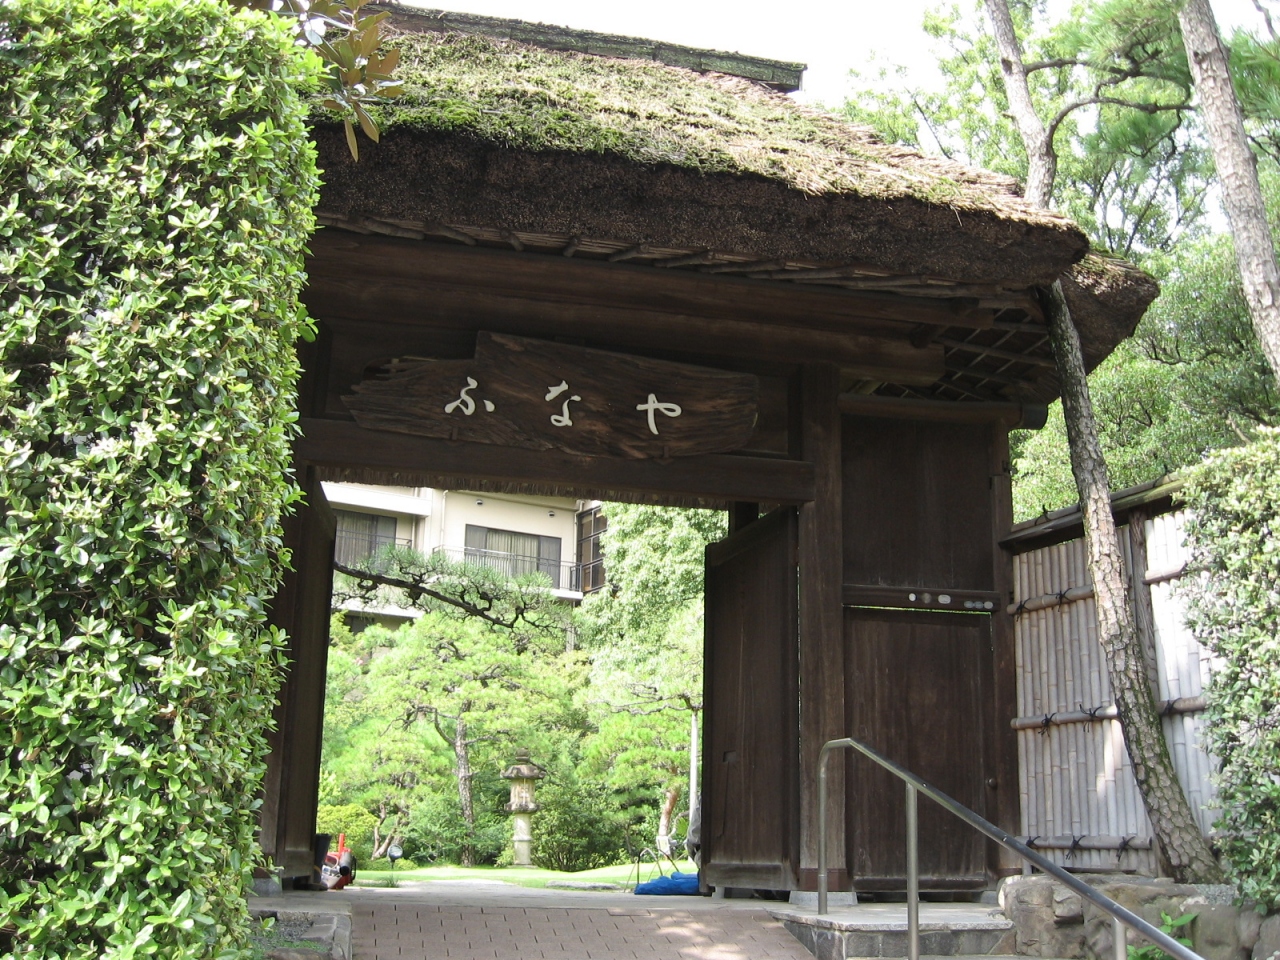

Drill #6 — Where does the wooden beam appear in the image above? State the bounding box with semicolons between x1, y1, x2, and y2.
839;393;1044;428
942;359;1028;387
1000;476;1185;553
307;231;996;332
728;501;760;533
652;249;717;268
797;363;845;888
938;336;1056;368
303;277;945;385
608;243;652;262
987;426;1021;876
700;258;788;274
296;418;816;503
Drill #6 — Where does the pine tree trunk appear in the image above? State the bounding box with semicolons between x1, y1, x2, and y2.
1044;282;1223;882
453;717;477;868
984;0;1222;882
1179;0;1280;381
657;785;681;856
984;0;1055;208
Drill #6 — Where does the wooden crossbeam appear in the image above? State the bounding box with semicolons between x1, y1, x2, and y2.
307;232;998;333
306;278;946;384
296;418;817;503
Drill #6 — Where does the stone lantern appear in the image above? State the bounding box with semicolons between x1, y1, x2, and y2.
500;748;546;867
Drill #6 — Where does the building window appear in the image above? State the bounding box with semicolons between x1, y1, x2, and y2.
463;525;567;589
334;510;407;567
576;507;606;594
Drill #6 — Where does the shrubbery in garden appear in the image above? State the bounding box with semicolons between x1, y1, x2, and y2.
1183;429;1280;909
0;1;319;954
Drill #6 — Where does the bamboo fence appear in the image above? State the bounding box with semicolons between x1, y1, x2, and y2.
1010;510;1218;874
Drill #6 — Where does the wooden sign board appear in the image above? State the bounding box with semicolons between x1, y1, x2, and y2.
343;332;759;460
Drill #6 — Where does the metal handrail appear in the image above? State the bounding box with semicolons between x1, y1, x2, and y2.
817;737;1207;960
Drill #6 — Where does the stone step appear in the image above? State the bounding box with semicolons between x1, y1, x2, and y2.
769;907;1017;960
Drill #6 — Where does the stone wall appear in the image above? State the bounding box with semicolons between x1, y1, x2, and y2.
999;876;1278;960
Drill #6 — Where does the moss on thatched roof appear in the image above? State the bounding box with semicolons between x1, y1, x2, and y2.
360;30;1074;231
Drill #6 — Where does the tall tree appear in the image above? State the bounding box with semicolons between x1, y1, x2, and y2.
984;0;1222;881
1178;0;1280;379
330;551;586;864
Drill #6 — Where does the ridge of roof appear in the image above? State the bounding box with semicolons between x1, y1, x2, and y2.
371;2;807;92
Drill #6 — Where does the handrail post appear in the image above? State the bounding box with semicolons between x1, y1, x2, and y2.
817;737;853;915
1113;916;1127;960
818;740;830;914
906;782;919;960
812;734;1209;960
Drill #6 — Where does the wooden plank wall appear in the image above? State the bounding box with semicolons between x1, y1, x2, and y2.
1011;510;1218;874
702;508;801;890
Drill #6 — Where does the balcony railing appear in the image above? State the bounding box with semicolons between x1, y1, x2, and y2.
433;546;582;592
334;530;412;570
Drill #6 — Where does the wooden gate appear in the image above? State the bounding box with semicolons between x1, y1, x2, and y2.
702;507;800;890
845;607;992;890
840;414;1014;890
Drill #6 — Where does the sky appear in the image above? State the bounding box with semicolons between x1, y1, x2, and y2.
397;0;1275;109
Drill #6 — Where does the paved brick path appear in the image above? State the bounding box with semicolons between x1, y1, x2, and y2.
349;900;815;960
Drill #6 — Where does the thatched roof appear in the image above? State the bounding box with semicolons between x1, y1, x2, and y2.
309;11;1157;406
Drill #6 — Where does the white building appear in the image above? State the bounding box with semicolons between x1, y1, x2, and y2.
321;482;606;628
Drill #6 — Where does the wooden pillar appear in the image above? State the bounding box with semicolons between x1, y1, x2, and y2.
796;363;846;889
988;427;1022;875
259;470;336;881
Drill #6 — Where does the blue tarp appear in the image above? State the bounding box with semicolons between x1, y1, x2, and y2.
634;871;700;896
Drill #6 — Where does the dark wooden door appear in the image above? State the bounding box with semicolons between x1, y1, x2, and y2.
260;476;336;881
844;607;991;891
702;507;800;891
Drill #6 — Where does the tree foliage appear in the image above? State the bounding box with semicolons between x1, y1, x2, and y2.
1012;173;1280;518
0;1;319;955
323;504;727;867
1182;429;1280;908
528;779;629;872
227;0;402;157
321;608;587;867
844;0;1210;257
576;505;723;846
334;547;571;637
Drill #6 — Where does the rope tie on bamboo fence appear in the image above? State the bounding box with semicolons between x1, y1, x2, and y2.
1055;588;1071;606
1081;702;1104;720
1116;835;1134;862
1039;713;1056;734
1066;835;1084;860
1014;598;1030;616
1026;835;1040;849
1162;699;1179;717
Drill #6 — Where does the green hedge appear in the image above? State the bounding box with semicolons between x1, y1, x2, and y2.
0;2;320;956
1182;428;1280;910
